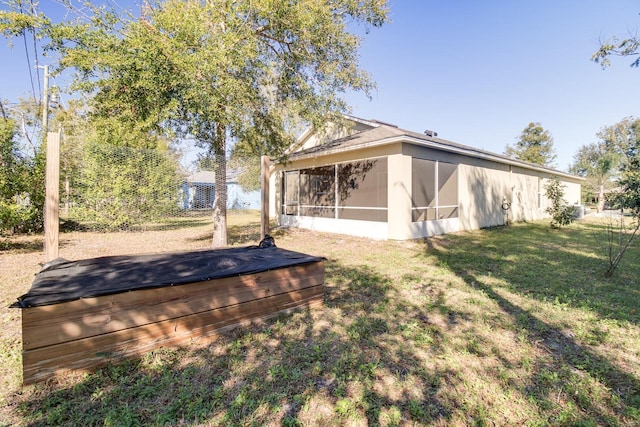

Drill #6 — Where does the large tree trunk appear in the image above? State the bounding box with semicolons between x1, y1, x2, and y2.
212;124;228;248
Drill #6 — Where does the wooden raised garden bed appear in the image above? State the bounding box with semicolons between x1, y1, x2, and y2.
12;245;324;384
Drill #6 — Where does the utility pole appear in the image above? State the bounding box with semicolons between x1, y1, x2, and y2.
39;64;60;261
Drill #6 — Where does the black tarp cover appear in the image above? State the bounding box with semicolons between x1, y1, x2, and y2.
12;245;324;308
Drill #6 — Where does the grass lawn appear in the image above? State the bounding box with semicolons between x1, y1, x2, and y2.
1;215;639;426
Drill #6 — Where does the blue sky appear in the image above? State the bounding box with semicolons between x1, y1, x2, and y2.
344;1;640;171
2;1;640;171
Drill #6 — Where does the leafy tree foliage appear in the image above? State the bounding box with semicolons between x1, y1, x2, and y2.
228;152;261;193
569;117;640;277
570;144;620;212
604;135;640;277
0;116;24;231
73;140;183;230
616;140;640;216
570;117;640;211
593;33;640;68
1;0;388;246
505;122;557;167
543;178;576;229
0;109;45;233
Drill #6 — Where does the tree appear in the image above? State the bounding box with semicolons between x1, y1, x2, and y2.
228;152;261;193
570;142;620;211
593;33;640;68
570;117;640;212
544;178;576;229
1;0;389;247
54;99;90;214
505;122;557;167
75;140;183;230
0;102;45;233
0;115;24;232
604;135;640;277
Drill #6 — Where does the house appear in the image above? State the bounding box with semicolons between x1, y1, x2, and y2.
181;169;260;210
268;116;583;240
226;168;261;210
182;171;216;209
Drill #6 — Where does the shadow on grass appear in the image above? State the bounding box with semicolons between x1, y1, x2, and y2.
186;222;261;247
432;221;639;326
10;261;455;426
0;237;43;253
60;216;213;233
427;222;640;424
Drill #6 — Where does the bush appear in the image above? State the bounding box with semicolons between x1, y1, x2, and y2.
544;178;576;228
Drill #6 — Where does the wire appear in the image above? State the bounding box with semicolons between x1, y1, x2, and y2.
19;2;39;103
29;0;42;100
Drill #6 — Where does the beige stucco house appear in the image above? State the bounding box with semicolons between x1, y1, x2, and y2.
268;116;583;240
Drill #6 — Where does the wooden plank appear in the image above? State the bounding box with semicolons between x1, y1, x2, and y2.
261;155;270;240
23;285;323;384
44;130;60;262
23;262;323;350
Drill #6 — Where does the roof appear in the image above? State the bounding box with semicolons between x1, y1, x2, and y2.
284;117;582;181
186;168;245;184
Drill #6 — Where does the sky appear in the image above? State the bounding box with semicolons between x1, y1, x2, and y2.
2;1;640;172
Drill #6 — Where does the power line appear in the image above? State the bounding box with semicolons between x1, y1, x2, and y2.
18;2;39;102
29;0;42;100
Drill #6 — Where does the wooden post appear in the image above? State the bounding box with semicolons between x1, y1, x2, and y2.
44;130;61;262
260;155;270;240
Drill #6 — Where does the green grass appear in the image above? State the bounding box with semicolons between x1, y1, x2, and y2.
1;218;639;426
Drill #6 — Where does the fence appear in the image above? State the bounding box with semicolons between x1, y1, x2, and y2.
47;132;264;259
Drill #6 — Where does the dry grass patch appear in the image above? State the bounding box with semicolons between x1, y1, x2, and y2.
1;217;639;426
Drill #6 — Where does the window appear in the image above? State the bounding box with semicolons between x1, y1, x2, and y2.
437;162;458;219
284;171;299;215
411;158;458;221
300;166;335;218
337;158;388;222
411;159;436;221
282;158;388;222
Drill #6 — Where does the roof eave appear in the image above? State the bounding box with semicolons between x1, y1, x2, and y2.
283;135;584;181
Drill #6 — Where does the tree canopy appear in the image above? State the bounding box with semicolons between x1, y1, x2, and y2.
0;102;45;233
593;34;640;68
570;117;640;209
570;141;620;211
1;0;389;245
505;122;557;167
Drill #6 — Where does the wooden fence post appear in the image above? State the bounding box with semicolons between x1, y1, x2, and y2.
261;155;270;240
44;130;61;262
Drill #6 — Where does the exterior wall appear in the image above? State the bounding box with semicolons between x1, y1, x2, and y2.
387;154;412;240
270;141;583;240
295;120;375;152
280;215;388;239
559;179;582;206
458;164;512;230
270;144;403;220
509;167;540;223
227;183;261;210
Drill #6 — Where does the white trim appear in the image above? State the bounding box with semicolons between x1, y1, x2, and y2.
435;160;439;218
334;164;339;219
408;218;460;239
280;215;388;240
411;205;458;210
294;205;387;211
279;215;458;240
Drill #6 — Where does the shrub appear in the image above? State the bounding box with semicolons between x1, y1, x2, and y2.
544;178;576;228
